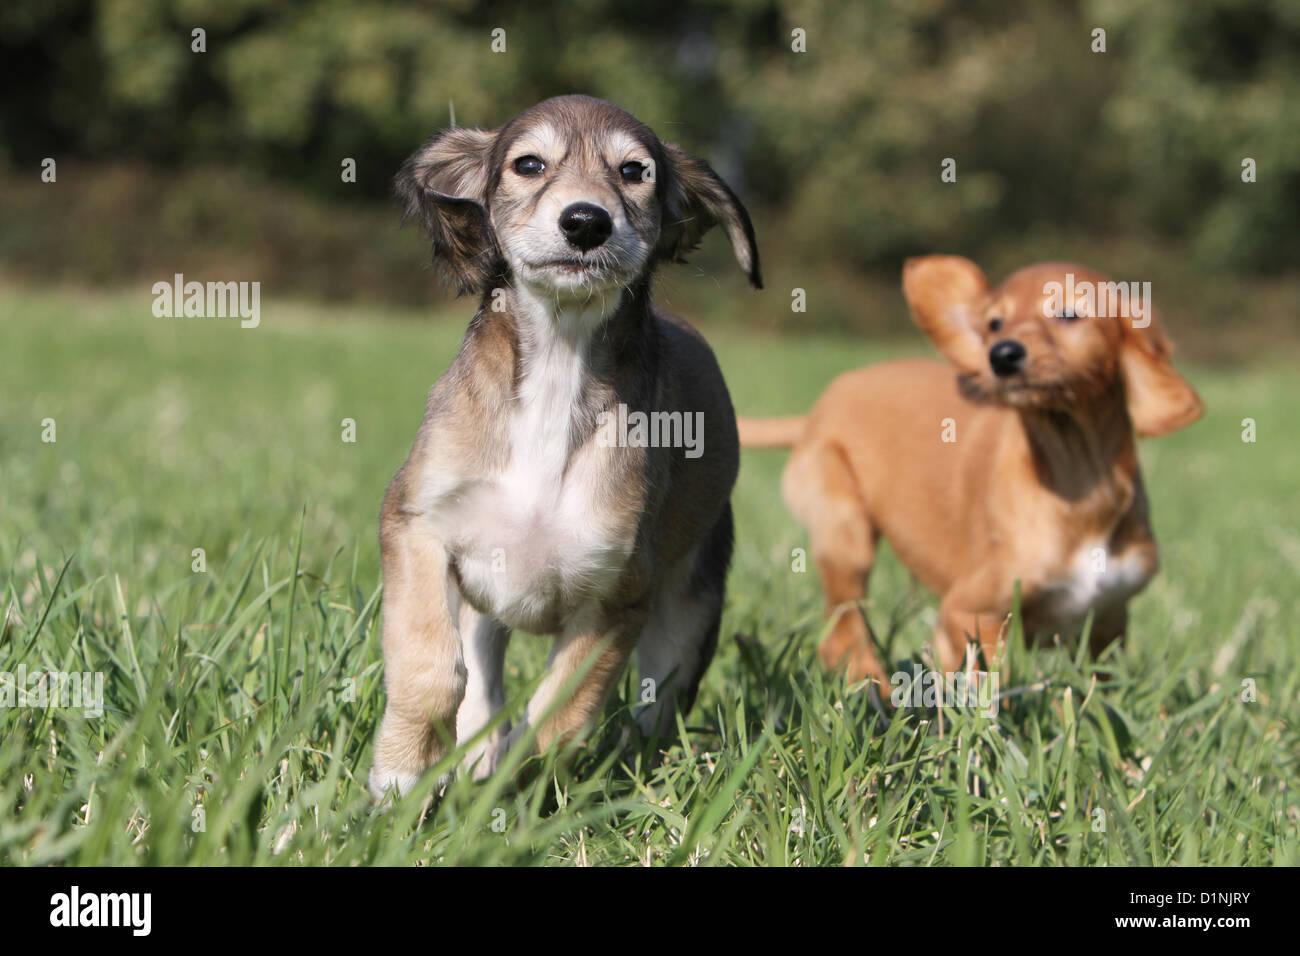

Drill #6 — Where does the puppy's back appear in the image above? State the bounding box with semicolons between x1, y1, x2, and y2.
787;358;998;594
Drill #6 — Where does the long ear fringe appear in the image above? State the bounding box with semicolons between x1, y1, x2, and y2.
659;144;762;288
1120;316;1203;437
901;255;991;372
394;128;502;296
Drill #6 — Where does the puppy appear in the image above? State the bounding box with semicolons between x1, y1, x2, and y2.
739;256;1202;685
369;95;761;798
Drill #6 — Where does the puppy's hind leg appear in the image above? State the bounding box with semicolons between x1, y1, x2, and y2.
369;517;466;802
783;442;884;685
634;504;733;743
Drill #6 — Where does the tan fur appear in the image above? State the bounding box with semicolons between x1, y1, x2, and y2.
743;256;1202;685
370;96;760;798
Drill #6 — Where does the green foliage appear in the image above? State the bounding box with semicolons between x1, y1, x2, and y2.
1088;0;1300;270
2;287;1296;865
2;0;1297;280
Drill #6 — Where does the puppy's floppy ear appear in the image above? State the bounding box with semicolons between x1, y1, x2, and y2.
1119;312;1203;437
902;256;991;373
396;126;502;295
657;142;762;288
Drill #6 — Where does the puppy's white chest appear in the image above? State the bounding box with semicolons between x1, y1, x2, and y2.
1046;539;1152;621
422;332;635;631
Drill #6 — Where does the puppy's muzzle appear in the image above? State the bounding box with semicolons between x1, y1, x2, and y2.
559;202;613;251
989;339;1027;377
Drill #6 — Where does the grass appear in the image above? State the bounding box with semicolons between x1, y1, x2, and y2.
1;281;1297;866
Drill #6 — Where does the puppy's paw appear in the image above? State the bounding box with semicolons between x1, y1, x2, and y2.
367;765;449;808
633;699;682;746
460;734;506;783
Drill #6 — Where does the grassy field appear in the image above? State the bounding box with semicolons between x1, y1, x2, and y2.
2;282;1297;866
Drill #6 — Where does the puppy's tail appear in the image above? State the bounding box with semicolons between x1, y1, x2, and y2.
736;415;807;449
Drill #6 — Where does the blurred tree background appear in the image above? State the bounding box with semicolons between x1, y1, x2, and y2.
1;0;1297;355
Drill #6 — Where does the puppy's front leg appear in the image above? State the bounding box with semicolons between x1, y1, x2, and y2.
369;521;466;800
935;569;1008;672
1088;604;1128;661
455;602;511;780
501;605;646;764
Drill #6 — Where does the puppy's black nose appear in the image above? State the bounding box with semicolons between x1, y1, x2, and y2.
989;339;1027;377
559;202;612;251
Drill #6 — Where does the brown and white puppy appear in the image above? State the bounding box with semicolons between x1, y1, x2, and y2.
738;257;1201;686
370;95;761;798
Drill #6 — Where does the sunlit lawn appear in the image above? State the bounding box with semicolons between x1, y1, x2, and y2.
2;283;1296;865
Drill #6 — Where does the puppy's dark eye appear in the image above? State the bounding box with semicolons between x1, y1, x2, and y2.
513;155;545;177
620;161;648;183
988;317;1003;332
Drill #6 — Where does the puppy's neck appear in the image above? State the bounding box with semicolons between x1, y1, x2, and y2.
486;278;652;375
1018;380;1137;505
